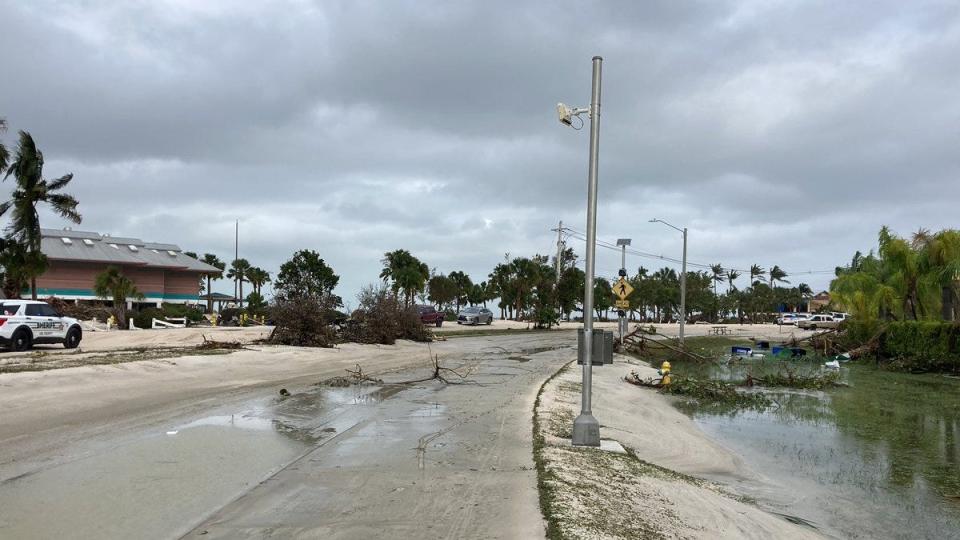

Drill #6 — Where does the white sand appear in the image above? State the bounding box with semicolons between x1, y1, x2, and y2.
536;357;823;539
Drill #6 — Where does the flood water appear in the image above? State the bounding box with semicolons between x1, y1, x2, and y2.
672;351;960;539
0;384;401;539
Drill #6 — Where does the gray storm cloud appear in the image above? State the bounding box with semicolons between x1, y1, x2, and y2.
2;0;958;299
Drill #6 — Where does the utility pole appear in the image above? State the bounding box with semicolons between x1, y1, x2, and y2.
555;220;564;280
572;56;603;447
650;218;688;346
680;227;687;346
234;219;239;302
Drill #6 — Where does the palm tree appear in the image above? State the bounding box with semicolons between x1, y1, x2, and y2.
921;230;960;320
709;264;725;296
749;264;765;286
227;258;251;308
768;265;789;288
380;249;429;306
93;266;144;329
246;267;271;296
448;270;472;311
201;254;225;313
0;131;81;299
727;269;741;293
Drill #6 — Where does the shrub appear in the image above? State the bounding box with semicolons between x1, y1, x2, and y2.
838;317;882;350
268;295;336;347
132;307;164;329
342;285;432;344
160;303;204;322
880;321;960;372
531;305;558;329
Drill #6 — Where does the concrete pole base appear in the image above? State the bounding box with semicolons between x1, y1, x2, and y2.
571;413;601;447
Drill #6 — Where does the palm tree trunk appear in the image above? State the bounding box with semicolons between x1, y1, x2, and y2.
30;277;37;300
207;276;213;313
239;281;244;308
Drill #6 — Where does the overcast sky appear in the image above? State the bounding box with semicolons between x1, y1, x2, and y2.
2;0;959;305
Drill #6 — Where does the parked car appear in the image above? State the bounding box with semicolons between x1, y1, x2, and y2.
457;306;493;325
0;300;83;351
831;312;850;322
797;314;839;330
416;305;445;327
776;313;808;325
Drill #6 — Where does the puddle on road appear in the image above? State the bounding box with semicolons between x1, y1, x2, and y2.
0;384;403;539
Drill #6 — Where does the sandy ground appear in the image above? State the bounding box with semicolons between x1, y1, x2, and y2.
0;333;565;539
536;357;823;539
70;325;272;351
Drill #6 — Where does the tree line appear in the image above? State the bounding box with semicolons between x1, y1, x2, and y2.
375;246;812;325
831;226;960;321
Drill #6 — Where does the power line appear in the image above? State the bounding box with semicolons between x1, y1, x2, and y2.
559;226;835;278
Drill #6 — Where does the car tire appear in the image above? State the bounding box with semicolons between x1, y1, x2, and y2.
11;329;31;352
486;318;493;325
809;325;817;330
64;327;82;348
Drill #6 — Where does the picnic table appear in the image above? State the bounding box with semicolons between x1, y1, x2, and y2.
710;326;729;336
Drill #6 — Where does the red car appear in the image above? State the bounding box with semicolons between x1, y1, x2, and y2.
417;305;445;327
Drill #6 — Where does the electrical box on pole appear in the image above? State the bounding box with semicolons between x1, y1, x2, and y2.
577;329;614;365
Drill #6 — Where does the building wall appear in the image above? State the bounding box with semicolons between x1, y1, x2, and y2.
33;260;204;302
164;271;201;296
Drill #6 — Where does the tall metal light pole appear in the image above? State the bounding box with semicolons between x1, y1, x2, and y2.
650;218;687;346
558;56;604;447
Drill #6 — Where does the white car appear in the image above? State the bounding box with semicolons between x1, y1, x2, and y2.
797;314;839;330
0;300;83;352
776;313;808;325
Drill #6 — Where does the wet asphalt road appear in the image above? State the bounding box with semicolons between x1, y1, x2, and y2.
0;332;575;539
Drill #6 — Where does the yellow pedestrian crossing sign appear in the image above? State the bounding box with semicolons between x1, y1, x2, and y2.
614;277;633;299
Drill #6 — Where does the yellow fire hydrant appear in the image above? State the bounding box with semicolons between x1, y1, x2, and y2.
240;313;248;326
210;313;218;327
659;361;672;386
106;314;116;331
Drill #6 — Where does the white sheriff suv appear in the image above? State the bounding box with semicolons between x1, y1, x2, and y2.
0;300;83;352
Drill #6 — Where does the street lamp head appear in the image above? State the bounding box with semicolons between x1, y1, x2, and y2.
616;238;632;246
648;218;658;223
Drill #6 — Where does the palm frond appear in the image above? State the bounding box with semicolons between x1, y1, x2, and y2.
46;193;82;223
47;173;73;191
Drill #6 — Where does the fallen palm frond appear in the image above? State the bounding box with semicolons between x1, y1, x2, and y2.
626;372;771;408
196;335;247;350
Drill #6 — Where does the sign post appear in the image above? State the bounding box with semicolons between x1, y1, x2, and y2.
613;273;633;345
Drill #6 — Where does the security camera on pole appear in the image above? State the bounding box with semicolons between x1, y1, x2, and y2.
557;56;612;447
